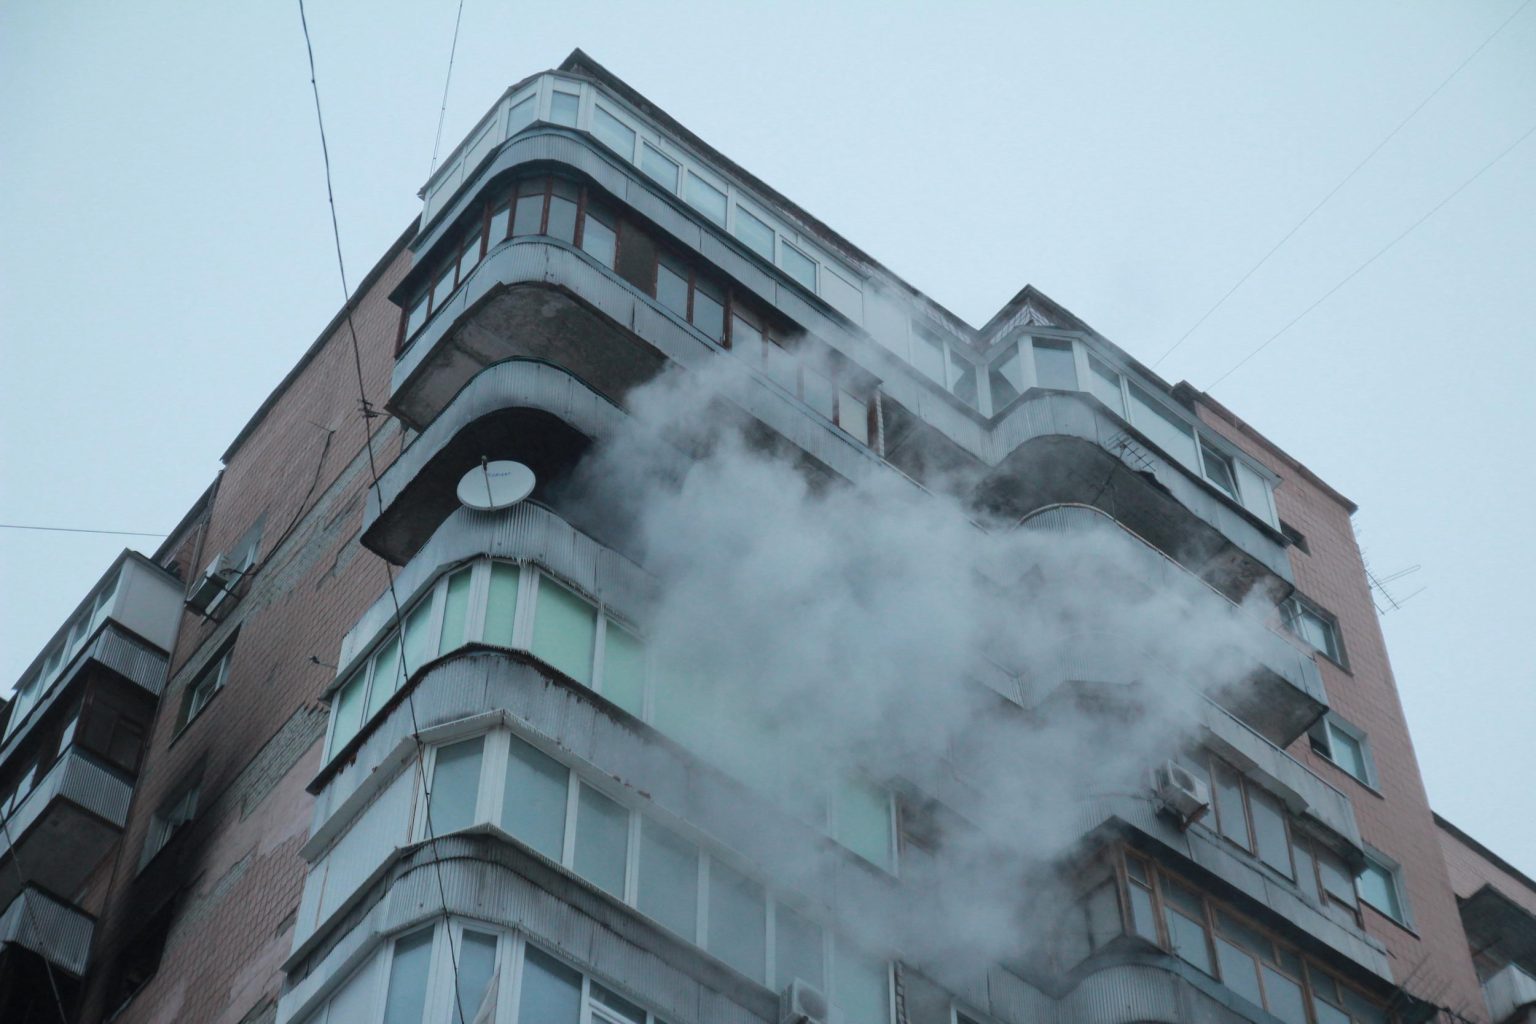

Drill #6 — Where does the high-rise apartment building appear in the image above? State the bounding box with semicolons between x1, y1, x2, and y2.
1;50;1530;1024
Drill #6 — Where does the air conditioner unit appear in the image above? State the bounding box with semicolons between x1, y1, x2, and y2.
186;553;241;617
780;979;834;1024
1154;760;1211;827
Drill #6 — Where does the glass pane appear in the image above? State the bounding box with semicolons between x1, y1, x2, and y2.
518;947;582;1024
640;144;679;190
684;171;728;224
331;676;366;755
429;737;484;835
947;350;978;407
833;944;888;1024
507;95;536;134
838;390;868;440
1215;937;1263;1006
382;928;434;1024
638;819;698;940
1343;987;1389;1024
402;599;434;678
651;663;711;749
707;859;766;981
453;930;499;1024
581;207;618;267
550;91;579;127
803;368;837;420
1128;885;1159;942
1087;356;1124;414
366;640;400;719
1250;788;1293;877
1329;725;1368;781
988;344;1024;410
911;330;946;384
656;257;690;318
1314;997;1351;1024
1202;441;1238;496
732;313;763;363
774;903;824;989
1213;761;1251;850
765;341;799;393
439;568;473;655
780;242;816;290
1033;338;1078;390
1165;907;1213;975
405;296;428;338
501;737;568;860
692;278;726;341
1293;838;1317;898
591;984;646;1024
489;204;511;245
574;784;629;897
433;265;457;308
592;105;636;157
1128;384;1199;466
1161;876;1204;917
458;235;481;282
836;779;892;870
1318;849;1356;905
1357;861;1402;920
734;206;775;259
1263;966;1308;1024
513;190;545;236
483;562;520;647
547;181;579;244
532;577;597;685
602;622;647;718
1215;910;1273;959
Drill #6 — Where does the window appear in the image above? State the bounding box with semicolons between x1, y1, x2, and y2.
549;90;580;127
179;649;231;728
684;171;728;225
1357;853;1409;926
1282;596;1344;665
580;203;619;268
507;94;536;135
1122;851;1384;1024
1309;716;1375;786
652;252;729;342
501;734;569;860
1280;521;1311;554
1032;337;1078;390
1128;384;1199;466
780;241;817;290
637;819;698;940
1200;440;1239;498
1087;355;1126;415
592;105;636;158
833;778;894;870
1204;752;1295;879
708;857;766;980
142;782;199;867
574;784;629;897
382;927;433;1024
428;736;484;836
640;142;679;190
988;343;1026;410
733;205;775;259
911;327;947;385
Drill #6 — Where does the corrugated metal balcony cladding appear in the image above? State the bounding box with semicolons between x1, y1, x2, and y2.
0;749;133;908
0;887;94;976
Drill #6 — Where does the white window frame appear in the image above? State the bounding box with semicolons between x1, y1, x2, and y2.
1282;595;1346;667
1356;848;1411;928
1309;714;1378;788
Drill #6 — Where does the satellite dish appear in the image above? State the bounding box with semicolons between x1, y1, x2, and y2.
457;460;536;511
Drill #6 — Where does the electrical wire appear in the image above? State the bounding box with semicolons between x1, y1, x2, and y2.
1151;0;1535;369
428;0;468;177
0;523;167;538
1205;118;1536;390
296;3;468;1019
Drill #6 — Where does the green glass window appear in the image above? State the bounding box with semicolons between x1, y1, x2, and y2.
330;672;366;754
401;599;433;678
382;928;434;1024
532;577;597;685
501;736;568;860
365;640;400;720
835;778;892;870
601;621;647;718
439;567;473;655
452;930;499;1024
637;819;698;940
574;784;629;897
428;736;483;835
483;562;520;647
707;859;765;982
518;947;581;1024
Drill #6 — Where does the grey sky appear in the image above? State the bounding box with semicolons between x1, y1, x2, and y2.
2;1;1532;873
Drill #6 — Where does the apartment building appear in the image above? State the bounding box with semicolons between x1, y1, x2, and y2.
0;50;1528;1024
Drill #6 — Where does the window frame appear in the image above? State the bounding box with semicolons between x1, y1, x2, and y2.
1356;849;1412;929
1308;715;1377;788
1282;595;1347;668
177;647;232;731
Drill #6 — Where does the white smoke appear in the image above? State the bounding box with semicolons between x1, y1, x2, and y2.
559;348;1280;977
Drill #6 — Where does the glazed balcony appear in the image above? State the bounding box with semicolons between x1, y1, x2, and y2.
0;748;134;909
1484;963;1536;1024
0;886;93;977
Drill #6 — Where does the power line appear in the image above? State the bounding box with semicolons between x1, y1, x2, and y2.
1205;119;1536;389
0;523;167;538
295;3;468;1021
427;0;469;177
1151;0;1534;369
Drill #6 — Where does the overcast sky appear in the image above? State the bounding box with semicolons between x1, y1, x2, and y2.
2;2;1532;873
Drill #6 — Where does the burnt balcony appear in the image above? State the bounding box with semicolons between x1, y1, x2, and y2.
0;887;89;1022
0;748;134;910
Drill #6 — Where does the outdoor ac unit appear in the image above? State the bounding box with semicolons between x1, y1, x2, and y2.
1154;760;1211;827
186;553;240;617
780;979;834;1024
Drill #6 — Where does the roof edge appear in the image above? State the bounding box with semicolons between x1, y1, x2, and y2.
1433;812;1536;898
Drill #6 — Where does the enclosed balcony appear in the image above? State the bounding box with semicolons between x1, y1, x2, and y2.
0;887;90;1022
1484;964;1536;1024
0;748;134;909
